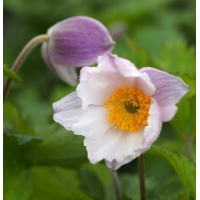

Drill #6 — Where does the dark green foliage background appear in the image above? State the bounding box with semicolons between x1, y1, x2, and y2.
3;0;196;199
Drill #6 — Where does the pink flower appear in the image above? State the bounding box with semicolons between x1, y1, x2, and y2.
53;53;189;170
42;16;115;85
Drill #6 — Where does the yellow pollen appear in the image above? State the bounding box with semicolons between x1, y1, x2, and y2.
104;87;151;131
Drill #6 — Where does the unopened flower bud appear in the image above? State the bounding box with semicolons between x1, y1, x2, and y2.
42;16;115;85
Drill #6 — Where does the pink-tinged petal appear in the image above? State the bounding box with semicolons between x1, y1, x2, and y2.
98;53;117;72
77;68;133;109
78;55;157;108
42;42;78;85
53;92;85;130
96;53;141;77
72;106;113;139
42;42;58;76
113;54;141;77
135;73;156;96
105;157;134;171
97;53;140;76
160;104;178;122
85;128;144;164
135;98;162;153
102;55;156;95
140;67;189;106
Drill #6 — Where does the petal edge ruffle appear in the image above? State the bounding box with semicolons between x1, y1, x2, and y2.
53;92;85;130
140;67;189;106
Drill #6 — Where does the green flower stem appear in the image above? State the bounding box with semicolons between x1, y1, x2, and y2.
138;154;146;200
111;171;122;200
3;34;50;102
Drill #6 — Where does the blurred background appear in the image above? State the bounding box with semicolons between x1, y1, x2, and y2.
3;0;196;199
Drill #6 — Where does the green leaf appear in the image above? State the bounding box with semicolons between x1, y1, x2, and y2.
160;40;196;78
79;168;106;200
4;162;33;200
80;163;116;200
4;120;87;168
4;134;90;199
125;37;161;69
170;98;191;136
4;132;44;168
5;132;43;145
3;64;23;83
7;86;54;137
153;145;196;199
170;96;196;138
119;174;140;200
4;102;36;136
26;128;88;168
133;24;180;56
4;159;92;200
32;166;92;200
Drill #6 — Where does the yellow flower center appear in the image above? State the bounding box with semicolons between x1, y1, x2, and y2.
104;87;151;131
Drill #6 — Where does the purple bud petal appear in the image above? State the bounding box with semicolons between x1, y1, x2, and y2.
42;16;115;85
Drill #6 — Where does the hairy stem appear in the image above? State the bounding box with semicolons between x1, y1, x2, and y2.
3;34;50;102
138;154;146;200
111;171;122;200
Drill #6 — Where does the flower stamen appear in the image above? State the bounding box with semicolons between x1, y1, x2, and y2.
104;87;151;131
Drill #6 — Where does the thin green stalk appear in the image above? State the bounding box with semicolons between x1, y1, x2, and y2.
138;154;146;200
111;171;122;200
3;34;50;102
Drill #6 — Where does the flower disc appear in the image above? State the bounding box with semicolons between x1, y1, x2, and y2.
104;87;151;131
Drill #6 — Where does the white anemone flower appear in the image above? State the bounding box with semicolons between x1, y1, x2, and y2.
53;53;189;170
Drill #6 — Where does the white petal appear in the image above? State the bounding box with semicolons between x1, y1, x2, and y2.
113;54;141;77
123;128;144;156
160;104;178;122
77;68;133;109
85;128;125;163
135;98;162;153
140;67;189;106
53;92;85;130
79;66;97;81
85;127;144;164
72;106;113;139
